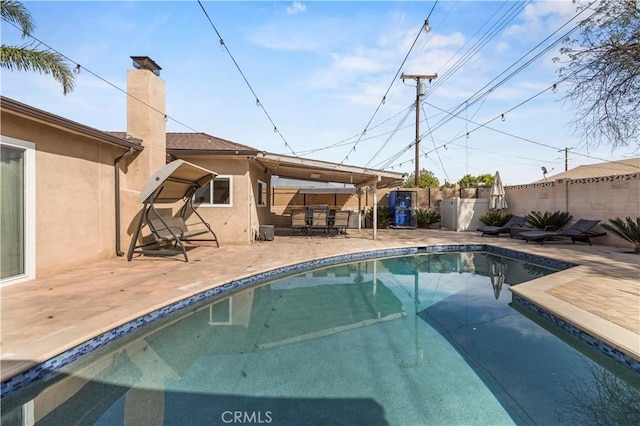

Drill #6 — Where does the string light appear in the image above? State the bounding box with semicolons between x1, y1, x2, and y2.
256;99;260;107
423;19;431;32
466;132;470;139
382;96;386;105
552;83;558;94
273;127;278;133
73;64;81;74
501;113;506;121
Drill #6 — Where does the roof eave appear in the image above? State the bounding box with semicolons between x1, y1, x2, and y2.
1;96;143;151
167;149;259;156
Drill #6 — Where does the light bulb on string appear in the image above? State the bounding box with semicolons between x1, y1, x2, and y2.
73;64;81;74
466;132;470;139
382;96;386;105
256;99;261;107
552;84;558;94
423;20;431;32
274;127;278;133
501;113;506;122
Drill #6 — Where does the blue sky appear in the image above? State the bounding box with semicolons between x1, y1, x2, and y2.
2;0;636;185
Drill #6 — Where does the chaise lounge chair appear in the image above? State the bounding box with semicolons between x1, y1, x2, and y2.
477;215;526;237
520;219;606;245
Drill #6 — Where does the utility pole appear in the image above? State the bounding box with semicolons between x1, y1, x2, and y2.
401;73;437;186
559;147;573;171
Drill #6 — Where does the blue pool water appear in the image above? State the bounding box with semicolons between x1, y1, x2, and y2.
2;251;639;425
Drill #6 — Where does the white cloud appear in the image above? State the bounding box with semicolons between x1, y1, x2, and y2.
504;1;577;39
286;1;306;16
495;41;510;53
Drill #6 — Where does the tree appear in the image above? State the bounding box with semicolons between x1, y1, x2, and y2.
554;0;640;150
402;169;440;188
457;173;494;188
1;0;75;94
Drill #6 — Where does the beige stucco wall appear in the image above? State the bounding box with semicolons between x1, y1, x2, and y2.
1;112;138;276
172;155;263;244
478;173;640;249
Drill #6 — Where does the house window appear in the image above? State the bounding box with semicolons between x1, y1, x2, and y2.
1;136;36;285
194;176;232;207
257;180;267;207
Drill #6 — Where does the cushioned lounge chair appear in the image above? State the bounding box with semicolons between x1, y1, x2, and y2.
520;219;606;245
477;215;526;237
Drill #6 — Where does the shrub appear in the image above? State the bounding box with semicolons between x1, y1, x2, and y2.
601;217;640;254
416;208;441;228
479;211;514;226
366;205;393;228
525;210;573;230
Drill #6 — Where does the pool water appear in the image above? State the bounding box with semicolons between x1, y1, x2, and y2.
2;252;639;425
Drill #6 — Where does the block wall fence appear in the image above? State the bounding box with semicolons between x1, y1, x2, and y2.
270;172;639;249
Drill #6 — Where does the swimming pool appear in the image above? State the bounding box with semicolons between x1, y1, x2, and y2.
1;249;639;425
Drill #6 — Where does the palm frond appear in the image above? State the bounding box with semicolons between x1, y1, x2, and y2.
0;46;75;94
525;210;573;230
601;217;640;252
1;0;34;37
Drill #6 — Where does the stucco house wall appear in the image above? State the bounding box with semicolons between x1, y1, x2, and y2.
1;108;141;277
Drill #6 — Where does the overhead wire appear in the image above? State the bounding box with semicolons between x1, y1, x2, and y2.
2;20;200;133
374;0;602;173
340;0;440;164
196;0;297;156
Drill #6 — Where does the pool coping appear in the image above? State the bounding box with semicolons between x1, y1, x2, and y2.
1;244;637;397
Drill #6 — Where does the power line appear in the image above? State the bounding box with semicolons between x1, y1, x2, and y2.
340;1;440;164
196;0;297;156
2;20;200;133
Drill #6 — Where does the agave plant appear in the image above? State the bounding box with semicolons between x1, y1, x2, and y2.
601;217;640;254
366;205;393;228
479;211;513;226
415;208;441;228
525;210;573;230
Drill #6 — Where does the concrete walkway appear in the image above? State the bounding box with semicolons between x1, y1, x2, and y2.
1;228;639;383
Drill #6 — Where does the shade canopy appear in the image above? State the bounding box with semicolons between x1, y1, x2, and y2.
489;171;507;210
255;152;406;189
138;159;217;203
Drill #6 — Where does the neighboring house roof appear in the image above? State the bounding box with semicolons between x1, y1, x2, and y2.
1;96;143;151
535;157;640;182
166;132;259;156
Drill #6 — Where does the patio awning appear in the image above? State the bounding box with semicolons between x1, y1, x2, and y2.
255;152;406;189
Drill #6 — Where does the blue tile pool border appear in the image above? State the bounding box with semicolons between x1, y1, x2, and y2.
2;244;635;397
512;294;640;375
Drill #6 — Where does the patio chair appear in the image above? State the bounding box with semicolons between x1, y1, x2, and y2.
520;219;606;245
477;215;526;237
291;209;308;234
309;209;328;234
331;210;351;236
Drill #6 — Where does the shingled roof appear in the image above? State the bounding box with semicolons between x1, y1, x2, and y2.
166;132;259;155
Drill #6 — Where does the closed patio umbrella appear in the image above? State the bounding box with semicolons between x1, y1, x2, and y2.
489;171;507;210
490;259;507;300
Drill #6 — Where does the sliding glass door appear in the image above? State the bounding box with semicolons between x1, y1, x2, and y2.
1;137;35;284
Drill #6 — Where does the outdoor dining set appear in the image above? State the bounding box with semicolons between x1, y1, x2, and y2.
291;205;351;236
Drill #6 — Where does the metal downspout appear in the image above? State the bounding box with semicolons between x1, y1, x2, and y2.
115;148;135;256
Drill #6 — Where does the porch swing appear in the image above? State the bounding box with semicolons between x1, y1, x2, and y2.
127;159;219;262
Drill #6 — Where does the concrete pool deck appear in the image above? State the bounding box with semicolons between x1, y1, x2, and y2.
1;228;639;383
